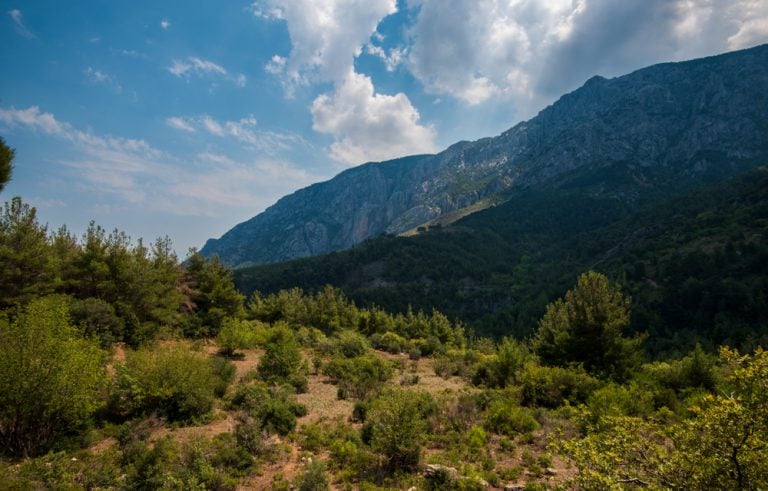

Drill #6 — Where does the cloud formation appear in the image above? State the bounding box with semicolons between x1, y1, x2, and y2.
0;106;318;214
256;0;437;166
168;56;247;87
311;70;436;164
404;0;768;114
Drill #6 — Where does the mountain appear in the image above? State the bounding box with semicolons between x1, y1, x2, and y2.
201;44;768;268
234;166;768;355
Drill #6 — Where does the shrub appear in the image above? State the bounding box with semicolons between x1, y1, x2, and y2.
335;330;370;358
586;382;655;423
295;459;330;491
0;296;106;456
518;362;600;408
371;331;408;354
365;388;436;471
69;297;124;347
113;344;220;422
484;400;539;436
257;324;307;392
217;317;257;357
323;354;395;400
231;383;307;436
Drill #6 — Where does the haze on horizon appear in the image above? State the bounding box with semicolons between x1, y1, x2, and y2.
2;0;767;254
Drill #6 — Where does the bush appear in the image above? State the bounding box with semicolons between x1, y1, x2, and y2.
365;388;436;471
231;383;307;436
295;459;330;491
69;297;124;347
113;344;221;422
518;362;601;408
323;354;395;400
335;330;370;358
586;382;655;423
484;400;539;436
0;296;106;456
217;317;257;357
371;331;408;354
257;324;307;392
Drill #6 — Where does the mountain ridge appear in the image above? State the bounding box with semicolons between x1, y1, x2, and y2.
201;44;768;267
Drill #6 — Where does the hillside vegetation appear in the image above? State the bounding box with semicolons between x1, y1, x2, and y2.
235;166;768;356
0;189;765;488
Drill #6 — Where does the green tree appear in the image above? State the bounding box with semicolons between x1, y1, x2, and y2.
0;136;13;192
0;296;106;456
0;197;55;310
183;250;244;337
534;271;644;380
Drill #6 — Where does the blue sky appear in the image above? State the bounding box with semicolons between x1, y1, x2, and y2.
2;0;767;255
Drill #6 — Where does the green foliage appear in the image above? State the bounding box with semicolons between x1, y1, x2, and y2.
518;362;601;408
557;347;768;490
534;271;644;380
183;250;244;337
0;296;106;456
471;337;533;387
231;383;307;436
365;388;435;471
69;296;124;347
257;324;308;392
113;344;222;422
0;198;55;309
295;460;330;491
0;136;13;192
334;329;371;357
483;399;539;436
371;331;409;353
217;317;257;357
323;354;395;400
585;382;655;423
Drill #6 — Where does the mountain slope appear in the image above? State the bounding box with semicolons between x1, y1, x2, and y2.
234;166;768;354
202;44;768;267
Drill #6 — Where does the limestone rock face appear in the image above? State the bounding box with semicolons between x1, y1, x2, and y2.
201;44;768;267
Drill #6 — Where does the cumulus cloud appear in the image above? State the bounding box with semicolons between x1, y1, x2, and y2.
167;56;247;87
0;105;319;215
160;19;171;30
256;0;437;165
8;9;35;39
311;70;437;165
404;0;768;114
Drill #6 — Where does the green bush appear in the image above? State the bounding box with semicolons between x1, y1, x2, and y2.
217;317;257;357
295;459;330;491
113;344;221;422
323;354;395;400
335;330;370;358
69;297;124;347
484;400;539;436
364;388;436;471
586;382;655;423
371;331;409;354
0;296;106;456
257;324;308;392
518;362;601;408
231;383;307;436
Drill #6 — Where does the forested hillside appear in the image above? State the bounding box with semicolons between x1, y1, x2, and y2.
235;166;768;355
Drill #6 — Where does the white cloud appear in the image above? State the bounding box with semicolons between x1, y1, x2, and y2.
168;56;247;87
311;70;437;165
0;105;320;215
166;116;196;133
255;0;397;86
165;114;312;155
160;19;171;30
256;0;436;165
404;0;768;113
8;9;35;39
83;67;123;94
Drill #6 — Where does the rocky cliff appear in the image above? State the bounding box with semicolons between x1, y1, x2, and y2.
201;44;768;267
